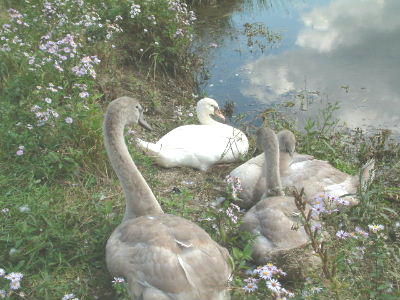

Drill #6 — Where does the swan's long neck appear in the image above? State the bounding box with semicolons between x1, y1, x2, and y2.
279;152;292;175
104;111;163;220
277;130;295;174
197;109;220;125
262;129;284;196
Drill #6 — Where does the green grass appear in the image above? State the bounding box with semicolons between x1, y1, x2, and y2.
0;0;399;299
0;175;117;298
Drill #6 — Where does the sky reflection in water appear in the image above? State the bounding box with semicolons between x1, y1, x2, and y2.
199;0;400;136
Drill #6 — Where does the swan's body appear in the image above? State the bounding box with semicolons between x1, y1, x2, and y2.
241;128;309;264
107;215;231;300
104;97;231;300
230;130;374;208
280;158;374;204
136;98;249;171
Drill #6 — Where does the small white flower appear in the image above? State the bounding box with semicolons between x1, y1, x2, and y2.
112;277;125;284
311;286;323;294
62;294;76;300
266;278;281;293
259;268;273;280
287;291;295;298
65;117;73;124
19;205;30;213
188;112;193;117
336;230;349;239
44;97;52;104
0;290;6;298
336;197;350;206
79;91;89;98
9;248;18;255
1;208;9;214
368;224;384;232
5;272;23;282
62;293;80;300
311;204;326;216
243;282;258;293
9;280;21;290
16;149;24;156
18;145;25;150
130;3;141;18
311;222;322;231
0;268;5;276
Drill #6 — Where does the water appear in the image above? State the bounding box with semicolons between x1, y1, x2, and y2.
195;0;400;137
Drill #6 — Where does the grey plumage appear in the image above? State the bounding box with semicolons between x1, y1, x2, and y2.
104;97;232;300
241;127;309;264
230;128;374;208
230;130;313;208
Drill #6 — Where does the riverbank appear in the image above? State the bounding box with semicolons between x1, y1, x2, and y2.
0;1;206;298
1;0;399;299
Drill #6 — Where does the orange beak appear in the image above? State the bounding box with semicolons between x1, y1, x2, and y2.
214;108;225;121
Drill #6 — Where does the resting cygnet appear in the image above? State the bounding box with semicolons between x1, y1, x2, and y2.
241;127;309;264
229;130;314;208
230;130;374;209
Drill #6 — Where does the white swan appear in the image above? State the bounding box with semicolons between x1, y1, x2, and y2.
241;127;309;264
230;129;374;208
104;97;232;300
136;97;249;171
229;130;314;208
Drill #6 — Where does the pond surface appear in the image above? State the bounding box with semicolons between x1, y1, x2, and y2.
195;0;400;137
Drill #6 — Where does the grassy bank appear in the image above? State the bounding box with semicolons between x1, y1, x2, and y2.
0;0;199;298
1;0;399;299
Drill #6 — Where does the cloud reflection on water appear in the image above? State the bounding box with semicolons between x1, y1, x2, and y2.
242;0;400;133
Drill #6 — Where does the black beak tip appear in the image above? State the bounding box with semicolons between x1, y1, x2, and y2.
139;117;152;131
141;122;152;131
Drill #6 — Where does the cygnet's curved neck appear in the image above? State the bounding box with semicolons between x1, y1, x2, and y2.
279;152;292;175
197;108;220;125
104;110;163;220
277;130;295;174
260;128;283;196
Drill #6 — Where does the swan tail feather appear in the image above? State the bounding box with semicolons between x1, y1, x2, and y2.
135;138;161;158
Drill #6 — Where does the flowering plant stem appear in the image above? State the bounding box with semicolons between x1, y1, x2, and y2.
293;188;339;298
